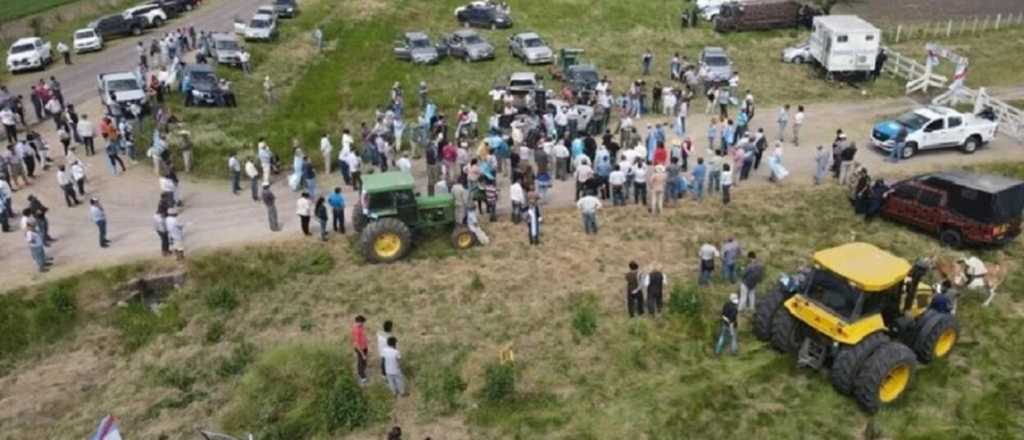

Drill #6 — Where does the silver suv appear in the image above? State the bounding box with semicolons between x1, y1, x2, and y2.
699;46;733;84
508;32;553;65
442;29;494;62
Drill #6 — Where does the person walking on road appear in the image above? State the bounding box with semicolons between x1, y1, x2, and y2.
328;187;346;234
776;104;789;143
89;198;110;248
314;196;329;241
245;157;260;201
56;165;80;207
153;210;170;256
57;41;71;65
26;224;50;273
814;145;830;185
165;208;185;262
262;183;280;231
77;115;97;156
793;105;805;147
296;191;312;236
228;151;242;195
351;315;370;386
714;293;740;356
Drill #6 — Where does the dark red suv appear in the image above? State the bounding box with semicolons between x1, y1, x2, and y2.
881;171;1024;247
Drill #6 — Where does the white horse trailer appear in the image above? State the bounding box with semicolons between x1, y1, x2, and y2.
809;15;880;74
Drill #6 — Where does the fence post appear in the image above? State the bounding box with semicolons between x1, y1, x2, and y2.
895;25;902;43
946;20;952;37
996;13;1001;30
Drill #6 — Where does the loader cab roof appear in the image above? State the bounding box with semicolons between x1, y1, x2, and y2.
361;172;416;194
813;243;911;292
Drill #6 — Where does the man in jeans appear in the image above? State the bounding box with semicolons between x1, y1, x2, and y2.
698;241;720;286
609;165;627;206
714;293;740;356
576;190;602;235
721;237;742;283
706;153;721;195
625;261;644;317
89;198;110;248
382;336;406;397
328;187;346;234
691;157;706;202
26;224;50;272
888;126;908;163
739;251;764;313
228;151;242;194
351;315;369;386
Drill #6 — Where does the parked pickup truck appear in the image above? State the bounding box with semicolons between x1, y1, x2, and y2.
87;14;147;40
871;106;998;159
98;71;148;110
6;37;52;73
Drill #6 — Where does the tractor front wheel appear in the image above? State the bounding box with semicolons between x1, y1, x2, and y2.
769;307;804;354
830;332;890;396
352;202;368;233
854;342;917;413
360;218;412;264
753;287;786;341
451;225;476;250
912;311;959;364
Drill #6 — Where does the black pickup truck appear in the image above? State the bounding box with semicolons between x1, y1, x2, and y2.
146;0;199;16
88;14;148;39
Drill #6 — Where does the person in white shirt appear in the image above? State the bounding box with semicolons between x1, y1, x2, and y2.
793;105;805;146
574;158;594;201
509;180;525;223
153;211;170;256
228;152;242;195
698;242;721;286
632;161;648;206
721;163;734;205
396;154;412;173
1;108;18;144
70;160;86;195
296;192;313;236
381;336;406;397
553;140;570;181
56;165;80;206
76;115;97;156
257;139;272;185
244;158;260;202
608;165;627;206
376;321;394;378
576;192;602;234
165;208;185;261
344;150;362;191
319;134;333;174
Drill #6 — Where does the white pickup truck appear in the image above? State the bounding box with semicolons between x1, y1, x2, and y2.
98;71;148;111
871;106;999;159
6;37;53;73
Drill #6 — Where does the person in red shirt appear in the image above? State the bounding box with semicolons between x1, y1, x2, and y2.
652;142;668;166
351;315;369;385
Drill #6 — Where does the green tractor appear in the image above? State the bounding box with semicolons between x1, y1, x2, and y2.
351;172;476;263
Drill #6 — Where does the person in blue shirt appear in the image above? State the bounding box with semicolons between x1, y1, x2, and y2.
595;157;612;199
736;109;749;141
571;136;585;166
691;157;706;202
722;120;736;151
328;187;346;234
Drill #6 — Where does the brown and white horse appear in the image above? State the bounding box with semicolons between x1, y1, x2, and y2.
934;256;1008;309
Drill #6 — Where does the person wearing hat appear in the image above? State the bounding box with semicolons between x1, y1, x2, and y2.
89;198;110;248
714;293;740;356
165;208;185;261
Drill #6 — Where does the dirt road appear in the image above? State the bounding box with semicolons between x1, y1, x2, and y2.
2;87;1021;290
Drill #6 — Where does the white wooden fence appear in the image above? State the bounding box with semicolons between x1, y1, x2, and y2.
884;12;1024;43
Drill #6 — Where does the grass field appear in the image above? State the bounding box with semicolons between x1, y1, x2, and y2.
2;161;1023;439
0;0;83;24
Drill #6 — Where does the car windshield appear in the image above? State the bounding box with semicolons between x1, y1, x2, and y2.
523;38;544;48
10;44;34;54
107;79;139;92
574;70;599;83
463;35;483;44
409;38;431;48
191;72;217;83
510;80;535;87
216;40;240;50
250;19;270;28
704;55;728;66
75;31;96;39
274;0;291;5
807;268;864;319
896;112;930;131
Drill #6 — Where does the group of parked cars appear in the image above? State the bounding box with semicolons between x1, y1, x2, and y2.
393;1;529;65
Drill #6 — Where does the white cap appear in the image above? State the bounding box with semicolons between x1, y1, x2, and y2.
729;293;739;304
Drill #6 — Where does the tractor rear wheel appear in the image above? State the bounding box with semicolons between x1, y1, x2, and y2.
830;332;890;396
769;307;804;354
753;287;786;341
360;218;411;263
854;342;917;413
451;225;476;249
911;311;959;364
351;202;368;233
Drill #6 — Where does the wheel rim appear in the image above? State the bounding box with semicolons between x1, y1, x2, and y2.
374;233;402;257
934;327;956;357
879;364;911;402
965;141;976;152
903;146;914;159
457;232;472;248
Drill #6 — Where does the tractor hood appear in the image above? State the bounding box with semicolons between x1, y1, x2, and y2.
417;194;453;209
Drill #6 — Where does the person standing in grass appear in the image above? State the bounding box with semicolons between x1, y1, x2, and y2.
721;237;742;284
382;336;406;396
720;163;733;205
525;197;541;245
625;261;644;318
642;49;653;76
644;263;667;316
691;157;705;202
351;315;370;386
739;251;764;313
576;190;602;235
698;241;720;286
376;320;394;378
714;293;740;356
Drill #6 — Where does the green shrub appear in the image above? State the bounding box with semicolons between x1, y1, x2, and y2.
146;364;198;391
468;272;485;291
569;293;599;338
667;283;703;317
481;362;516;404
220;343;388;439
204;321;225;344
0;285;79;360
114;301;184;351
0;296;31;358
420;363;468;415
204;286;240;312
216;340;257;377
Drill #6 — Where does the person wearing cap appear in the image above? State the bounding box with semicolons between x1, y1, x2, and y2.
714;293;740;355
89;198;110;248
261;183;279;231
165;208;185;261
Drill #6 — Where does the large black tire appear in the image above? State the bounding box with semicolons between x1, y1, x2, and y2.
939;228;963;248
911;311;959;364
351;202;367;233
854;342;917;414
769;307;804;354
830;332;890;396
451;225;475;249
753;287;786;341
360;218;412;264
152;17;164;28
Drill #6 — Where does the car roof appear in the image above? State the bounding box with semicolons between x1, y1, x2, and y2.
918;171;1024;194
252;13;274;20
12;37;41;45
212;33;238;41
405;31;430;40
75;28;97;33
515;32;541;40
362;171;416;193
813;243;911;292
453;29;479;37
124;5;156;12
702;47;727;56
185;63;215;73
102;72;137;80
510;72;536;81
